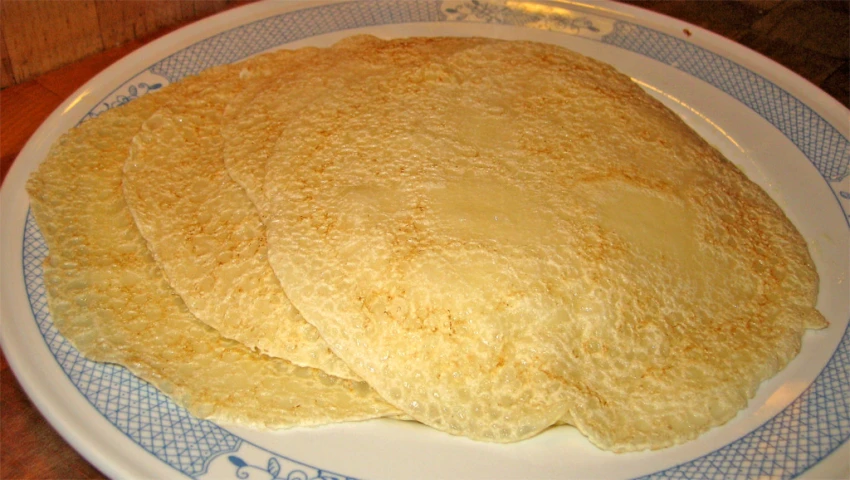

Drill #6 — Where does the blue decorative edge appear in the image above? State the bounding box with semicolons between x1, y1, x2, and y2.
19;1;849;479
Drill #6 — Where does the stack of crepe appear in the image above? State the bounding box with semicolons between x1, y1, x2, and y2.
26;35;826;452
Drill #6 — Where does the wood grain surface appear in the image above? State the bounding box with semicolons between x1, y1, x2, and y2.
0;1;848;479
0;0;253;88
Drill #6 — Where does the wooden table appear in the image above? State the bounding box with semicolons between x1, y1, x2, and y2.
1;1;847;478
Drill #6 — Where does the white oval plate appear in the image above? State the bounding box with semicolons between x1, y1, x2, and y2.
1;1;848;479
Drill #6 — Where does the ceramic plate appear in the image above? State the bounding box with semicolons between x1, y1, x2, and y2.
1;1;848;478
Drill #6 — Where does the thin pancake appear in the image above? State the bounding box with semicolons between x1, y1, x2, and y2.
222;35;493;218
259;36;826;450
26;62;400;428
122;70;358;379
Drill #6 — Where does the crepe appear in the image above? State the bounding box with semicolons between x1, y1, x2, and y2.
122;64;358;379
27;33;826;452
255;36;827;450
25;61;400;428
222;35;493;216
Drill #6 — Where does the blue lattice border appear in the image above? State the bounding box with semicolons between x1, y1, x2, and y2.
19;1;849;479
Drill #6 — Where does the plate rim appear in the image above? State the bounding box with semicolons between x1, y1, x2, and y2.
1;1;848;479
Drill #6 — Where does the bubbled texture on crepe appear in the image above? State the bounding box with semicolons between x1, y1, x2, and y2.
260;36;826;450
222;35;494;217
222;46;325;214
122;90;358;379
25;65;400;428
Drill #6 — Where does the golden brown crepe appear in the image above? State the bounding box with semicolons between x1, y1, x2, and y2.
256;36;826;450
27;35;825;452
26;58;400;428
